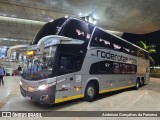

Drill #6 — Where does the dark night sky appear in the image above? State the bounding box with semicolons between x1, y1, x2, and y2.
122;30;160;66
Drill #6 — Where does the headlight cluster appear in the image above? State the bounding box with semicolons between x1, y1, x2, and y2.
20;80;49;92
37;84;48;90
20;81;22;85
27;84;48;92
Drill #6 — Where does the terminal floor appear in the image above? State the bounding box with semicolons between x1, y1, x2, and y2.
0;76;160;120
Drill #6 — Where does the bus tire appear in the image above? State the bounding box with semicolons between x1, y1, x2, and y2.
135;79;140;90
140;77;144;87
84;82;96;102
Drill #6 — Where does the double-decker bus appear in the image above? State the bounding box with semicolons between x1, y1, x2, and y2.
20;16;150;104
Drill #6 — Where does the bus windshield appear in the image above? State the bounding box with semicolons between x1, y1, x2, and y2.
22;46;57;80
32;18;67;45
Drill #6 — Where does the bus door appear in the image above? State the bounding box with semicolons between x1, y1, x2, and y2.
55;53;83;99
56;73;75;99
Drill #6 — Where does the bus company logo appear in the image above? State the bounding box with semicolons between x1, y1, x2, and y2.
2;112;11;117
97;50;137;64
1;112;42;117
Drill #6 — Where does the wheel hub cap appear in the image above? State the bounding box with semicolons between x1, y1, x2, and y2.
87;87;94;98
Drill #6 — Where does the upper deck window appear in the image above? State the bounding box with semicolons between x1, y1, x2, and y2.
61;19;94;41
90;28;112;48
32;18;67;45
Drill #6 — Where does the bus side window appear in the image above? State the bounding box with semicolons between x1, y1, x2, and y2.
58;53;83;75
89;61;112;74
112;63;120;74
90;28;112;48
61;19;94;41
123;47;130;53
98;39;106;47
59;57;68;72
113;43;121;51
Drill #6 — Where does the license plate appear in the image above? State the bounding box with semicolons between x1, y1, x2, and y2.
26;96;31;100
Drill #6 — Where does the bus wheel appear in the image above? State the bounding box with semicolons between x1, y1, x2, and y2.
140;77;144;87
84;82;96;102
135;79;140;90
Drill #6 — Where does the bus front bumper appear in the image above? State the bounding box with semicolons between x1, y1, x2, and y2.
20;85;56;105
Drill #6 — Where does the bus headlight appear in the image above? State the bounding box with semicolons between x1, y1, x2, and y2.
38;84;48;90
20;81;22;86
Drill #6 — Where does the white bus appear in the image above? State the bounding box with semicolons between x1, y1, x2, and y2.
20;16;150;104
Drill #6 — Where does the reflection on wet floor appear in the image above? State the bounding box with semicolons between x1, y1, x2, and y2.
0;77;160;120
0;77;160;112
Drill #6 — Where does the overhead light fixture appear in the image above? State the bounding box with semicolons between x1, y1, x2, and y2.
1;37;30;42
0;16;45;25
93;20;97;25
3;38;8;41
79;13;82;16
80;12;98;24
93;14;97;19
11;15;17;17
47;17;54;22
65;15;68;18
49;19;54;22
88;17;93;23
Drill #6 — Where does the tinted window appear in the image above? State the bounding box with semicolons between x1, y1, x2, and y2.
62;19;94;41
32;18;67;45
110;36;131;54
128;45;137;56
89;61;112;74
90;28;112;48
90;28;143;57
57;53;83;75
89;60;137;74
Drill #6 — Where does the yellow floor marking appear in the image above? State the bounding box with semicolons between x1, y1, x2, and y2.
0;86;19;108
